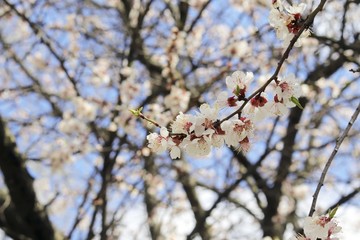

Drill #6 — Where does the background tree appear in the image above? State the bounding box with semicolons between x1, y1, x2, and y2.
0;0;359;239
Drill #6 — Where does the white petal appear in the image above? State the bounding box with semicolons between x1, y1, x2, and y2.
160;127;169;137
170;146;181;159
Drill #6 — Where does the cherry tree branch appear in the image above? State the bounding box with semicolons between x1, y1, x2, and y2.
186;0;213;34
3;0;80;96
218;0;328;125
326;185;360;213
0;35;63;117
309;101;360;216
0;117;63;240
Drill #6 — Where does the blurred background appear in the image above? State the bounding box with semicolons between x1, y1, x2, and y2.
0;0;359;239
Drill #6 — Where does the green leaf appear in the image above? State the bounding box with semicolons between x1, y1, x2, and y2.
290;96;303;110
329;206;339;219
129;107;143;117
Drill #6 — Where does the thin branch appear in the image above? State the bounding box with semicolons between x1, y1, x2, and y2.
196;182;260;221
186;0;212;34
309;101;360;216
326;186;360;213
0;35;63;117
3;0;80;96
187;152;268;239
67;171;96;239
350;68;360;73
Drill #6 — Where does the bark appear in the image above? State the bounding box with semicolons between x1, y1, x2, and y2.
0;117;63;240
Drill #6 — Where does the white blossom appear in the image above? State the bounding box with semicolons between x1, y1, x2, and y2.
184;136;212;157
221;117;254;148
169;145;181;159
147;127;182;159
275;74;302;107
192;103;219;137
303;215;342;240
171;112;194;135
244;92;270;121
268;100;289;116
147;127;170;154
226;71;253;97
269;0;311;47
91;58;111;86
211;133;225;148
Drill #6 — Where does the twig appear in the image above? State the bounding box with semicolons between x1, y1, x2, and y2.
349;68;360;73
325;186;360;214
309;101;360;216
3;0;80;96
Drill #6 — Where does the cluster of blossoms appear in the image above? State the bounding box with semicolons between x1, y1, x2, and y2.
292;213;342;240
142;2;310;160
145;70;302;159
139;2;346;238
269;0;311;47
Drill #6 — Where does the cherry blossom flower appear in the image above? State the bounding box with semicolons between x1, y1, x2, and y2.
211;133;225;148
147;127;182;159
226;71;253;98
43;138;74;170
167;141;181;159
269;0;311;47
267;95;290;117
302;215;342;240
221;117;254;148
274;74;302;107
171;112;194;135
192;103;219;137
215;91;238;108
225;41;249;58
238;136;251;152
184;136;212;157
244;92;270;121
147;127;170;154
91;58;111;86
144;70;303;159
120;78;142;104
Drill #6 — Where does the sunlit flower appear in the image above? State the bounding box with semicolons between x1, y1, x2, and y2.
147;127;170;154
226;71;253;98
269;0;311;47
303;215;342;240
215;91;238;108
192;103;219;137
184;136;212;157
275;74;302;107
171;112;194;135
244;92;269;121
221;117;254;148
